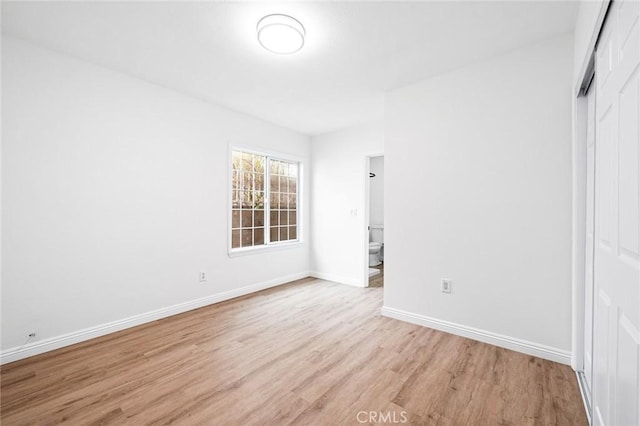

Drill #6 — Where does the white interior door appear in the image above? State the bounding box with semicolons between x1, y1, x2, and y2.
592;1;640;425
584;82;596;397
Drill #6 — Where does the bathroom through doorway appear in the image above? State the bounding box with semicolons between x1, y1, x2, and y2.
365;154;384;287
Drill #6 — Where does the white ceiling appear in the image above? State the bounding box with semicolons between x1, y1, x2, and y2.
2;1;578;135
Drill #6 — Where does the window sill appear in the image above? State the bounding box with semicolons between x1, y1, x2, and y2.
228;241;303;258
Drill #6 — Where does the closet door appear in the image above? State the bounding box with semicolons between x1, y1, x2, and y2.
592;1;640;425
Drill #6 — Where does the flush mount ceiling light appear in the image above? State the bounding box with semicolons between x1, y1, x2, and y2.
257;14;305;54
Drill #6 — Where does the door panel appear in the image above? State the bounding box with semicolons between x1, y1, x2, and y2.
618;71;639;259
592;1;640;425
593;289;612;424
617;313;639;426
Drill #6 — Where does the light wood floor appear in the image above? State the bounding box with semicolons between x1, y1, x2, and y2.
1;277;586;425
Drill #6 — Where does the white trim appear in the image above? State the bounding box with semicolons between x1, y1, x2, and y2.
576;371;593;425
571;0;610;371
572;94;589;371
228;241;304;257
363;155;371;287
381;306;572;365
574;0;611;99
0;271;310;365
228;142;305;165
309;271;364;288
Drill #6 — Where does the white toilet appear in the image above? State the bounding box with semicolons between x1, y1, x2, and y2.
369;226;384;267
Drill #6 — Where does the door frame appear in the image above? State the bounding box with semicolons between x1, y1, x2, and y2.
363;153;384;287
570;0;610;419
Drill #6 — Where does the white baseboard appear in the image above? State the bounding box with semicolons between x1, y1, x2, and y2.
309;271;364;287
576;371;592;424
0;271;311;365
381;306;572;365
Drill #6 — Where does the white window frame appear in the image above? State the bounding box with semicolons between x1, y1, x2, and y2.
228;144;303;257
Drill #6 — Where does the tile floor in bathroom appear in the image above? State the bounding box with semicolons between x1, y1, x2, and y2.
369;263;383;288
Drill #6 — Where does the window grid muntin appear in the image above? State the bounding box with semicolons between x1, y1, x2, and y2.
268;159;298;245
231;150;299;250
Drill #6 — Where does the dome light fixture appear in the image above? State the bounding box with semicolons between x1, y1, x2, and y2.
257;14;305;55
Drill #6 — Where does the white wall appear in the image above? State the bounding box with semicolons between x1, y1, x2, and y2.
383;35;574;363
369;156;384;228
310;122;384;287
1;37;311;360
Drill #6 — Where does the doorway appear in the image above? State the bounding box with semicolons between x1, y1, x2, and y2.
364;154;384;287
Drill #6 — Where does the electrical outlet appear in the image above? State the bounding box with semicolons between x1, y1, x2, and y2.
199;272;207;282
441;279;452;294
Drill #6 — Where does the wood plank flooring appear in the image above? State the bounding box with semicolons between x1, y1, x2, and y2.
1;277;586;425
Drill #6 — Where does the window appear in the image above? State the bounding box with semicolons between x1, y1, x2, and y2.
230;150;299;251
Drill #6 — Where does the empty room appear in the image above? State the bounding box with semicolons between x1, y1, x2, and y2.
1;0;638;425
